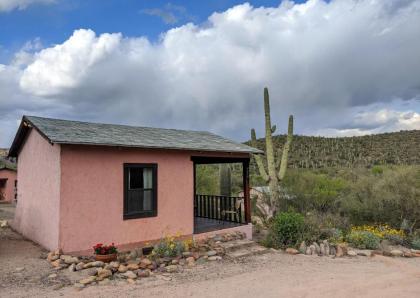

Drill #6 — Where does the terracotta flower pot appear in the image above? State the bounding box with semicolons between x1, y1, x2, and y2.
94;253;117;263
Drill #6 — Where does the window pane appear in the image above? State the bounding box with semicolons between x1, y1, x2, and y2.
129;168;143;189
127;190;142;213
124;164;157;219
143;168;153;189
143;190;153;211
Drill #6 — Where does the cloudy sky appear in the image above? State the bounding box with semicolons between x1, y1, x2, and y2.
0;0;419;148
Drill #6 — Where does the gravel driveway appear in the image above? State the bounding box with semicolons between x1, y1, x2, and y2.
1;204;420;298
2;229;420;298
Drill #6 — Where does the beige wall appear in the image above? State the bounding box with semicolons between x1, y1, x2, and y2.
13;129;61;251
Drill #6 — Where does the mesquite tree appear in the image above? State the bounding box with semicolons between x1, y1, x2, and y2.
251;87;293;217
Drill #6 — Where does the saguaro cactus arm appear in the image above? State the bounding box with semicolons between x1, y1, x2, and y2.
251;128;269;182
263;88;277;183
278;115;294;180
262;87;281;207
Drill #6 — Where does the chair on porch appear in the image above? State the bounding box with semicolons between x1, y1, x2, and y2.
220;197;244;224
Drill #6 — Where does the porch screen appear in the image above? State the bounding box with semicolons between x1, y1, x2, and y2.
123;163;157;219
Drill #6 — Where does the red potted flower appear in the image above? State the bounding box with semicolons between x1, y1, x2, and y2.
93;243;118;262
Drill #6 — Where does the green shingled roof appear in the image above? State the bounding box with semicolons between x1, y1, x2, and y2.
18;116;262;154
0;157;16;171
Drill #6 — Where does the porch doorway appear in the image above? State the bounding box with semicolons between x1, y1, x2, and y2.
192;156;251;234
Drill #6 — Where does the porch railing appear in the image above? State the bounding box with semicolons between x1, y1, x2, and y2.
194;194;245;224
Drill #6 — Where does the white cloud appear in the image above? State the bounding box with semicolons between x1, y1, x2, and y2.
317;106;420;137
1;0;420;147
0;0;55;12
354;109;420;129
20;30;122;96
314;98;420;136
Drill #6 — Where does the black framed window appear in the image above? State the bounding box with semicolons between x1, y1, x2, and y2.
124;163;157;219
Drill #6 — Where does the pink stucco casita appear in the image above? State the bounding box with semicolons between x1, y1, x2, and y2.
10;116;258;254
13;128;61;250
0;168;17;203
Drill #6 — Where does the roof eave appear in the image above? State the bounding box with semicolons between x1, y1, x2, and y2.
8;118;29;158
55;140;261;155
8;116;54;158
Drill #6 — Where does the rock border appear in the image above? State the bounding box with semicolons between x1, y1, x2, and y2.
285;240;420;258
45;231;246;290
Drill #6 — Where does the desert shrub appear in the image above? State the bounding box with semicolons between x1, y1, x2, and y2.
346;230;380;249
385;234;407;246
411;238;420;250
327;228;344;244
268;211;305;248
301;215;321;243
283;171;346;213
339;167;420;229
380;225;407;245
299;211;349;243
371;165;384;175
254;166;419;238
152;234;189;258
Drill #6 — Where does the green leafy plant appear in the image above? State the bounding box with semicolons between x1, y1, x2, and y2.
327;228;344;245
384;234;407;246
152;234;189;258
346;231;380;249
371;166;384;175
269;211;305;248
411;237;420;250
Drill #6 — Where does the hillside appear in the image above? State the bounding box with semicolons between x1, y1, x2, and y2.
0;149;7;158
246;130;420;169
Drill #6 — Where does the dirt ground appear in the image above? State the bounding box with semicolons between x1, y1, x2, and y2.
1;205;420;298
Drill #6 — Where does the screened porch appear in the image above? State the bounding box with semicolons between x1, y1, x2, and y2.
192;156;251;234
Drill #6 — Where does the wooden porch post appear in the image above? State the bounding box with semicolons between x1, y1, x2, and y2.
243;159;251;223
193;162;196;218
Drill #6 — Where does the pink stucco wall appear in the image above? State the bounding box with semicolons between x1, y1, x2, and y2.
59;145;249;253
13;129;61;251
12;128;251;253
0;169;17;203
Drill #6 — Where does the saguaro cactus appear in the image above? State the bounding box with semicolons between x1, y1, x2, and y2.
250;87;294;214
219;164;232;197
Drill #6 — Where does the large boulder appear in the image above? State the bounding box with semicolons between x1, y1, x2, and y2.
285;248;299;255
298;241;307;254
165;265;179;273
122;271;137;279
97;268;112;279
140;258;152;269
390;249;403;257
79;276;96;285
60;255;79;264
320;243;326;256
313;242;321;255
347;250;357;257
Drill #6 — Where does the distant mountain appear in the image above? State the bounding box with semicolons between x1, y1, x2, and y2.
246;130;420;169
0;149;8;158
